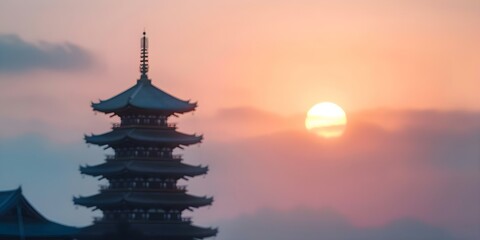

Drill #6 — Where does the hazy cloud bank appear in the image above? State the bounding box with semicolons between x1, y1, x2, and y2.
218;208;456;240
186;107;480;239
0;108;478;239
0;34;93;74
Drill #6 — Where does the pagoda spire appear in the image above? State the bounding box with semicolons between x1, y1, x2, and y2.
140;31;149;80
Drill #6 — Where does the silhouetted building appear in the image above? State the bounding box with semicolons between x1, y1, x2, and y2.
0;187;78;240
74;32;217;240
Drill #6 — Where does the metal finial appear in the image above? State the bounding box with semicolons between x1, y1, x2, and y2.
140;31;149;79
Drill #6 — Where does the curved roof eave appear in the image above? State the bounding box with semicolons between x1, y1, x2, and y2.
0;188;48;221
91;80;197;114
0;188;79;236
81;162;208;177
84;129;203;147
74;193;213;209
0;189;20;216
85;135;203;147
93;102;197;115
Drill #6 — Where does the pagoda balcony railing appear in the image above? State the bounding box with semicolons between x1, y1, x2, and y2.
112;122;177;129
106;154;182;161
94;217;192;223
99;185;187;192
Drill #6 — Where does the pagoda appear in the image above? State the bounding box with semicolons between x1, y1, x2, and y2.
74;32;217;240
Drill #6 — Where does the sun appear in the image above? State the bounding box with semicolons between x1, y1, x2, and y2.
305;102;347;138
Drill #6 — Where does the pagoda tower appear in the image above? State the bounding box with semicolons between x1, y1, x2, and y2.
74;32;217;240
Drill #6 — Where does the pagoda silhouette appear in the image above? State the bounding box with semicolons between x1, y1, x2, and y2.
74;32;217;240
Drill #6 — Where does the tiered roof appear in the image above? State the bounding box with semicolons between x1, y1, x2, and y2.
92;78;197;114
74;192;213;209
80;161;208;178
85;128;202;147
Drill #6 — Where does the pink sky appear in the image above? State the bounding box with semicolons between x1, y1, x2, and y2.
0;1;479;239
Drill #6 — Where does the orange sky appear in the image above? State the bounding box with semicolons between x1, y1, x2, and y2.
1;0;479;120
0;1;479;239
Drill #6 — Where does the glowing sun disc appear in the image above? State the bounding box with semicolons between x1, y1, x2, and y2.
305;102;347;138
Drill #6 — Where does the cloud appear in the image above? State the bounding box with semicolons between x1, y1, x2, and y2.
178;106;300;141
0;34;93;73
0;107;478;239
184;107;480;239
218;208;456;240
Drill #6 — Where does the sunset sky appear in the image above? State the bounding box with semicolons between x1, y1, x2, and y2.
0;1;479;239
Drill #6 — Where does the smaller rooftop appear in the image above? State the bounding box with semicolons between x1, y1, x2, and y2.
0;187;78;239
